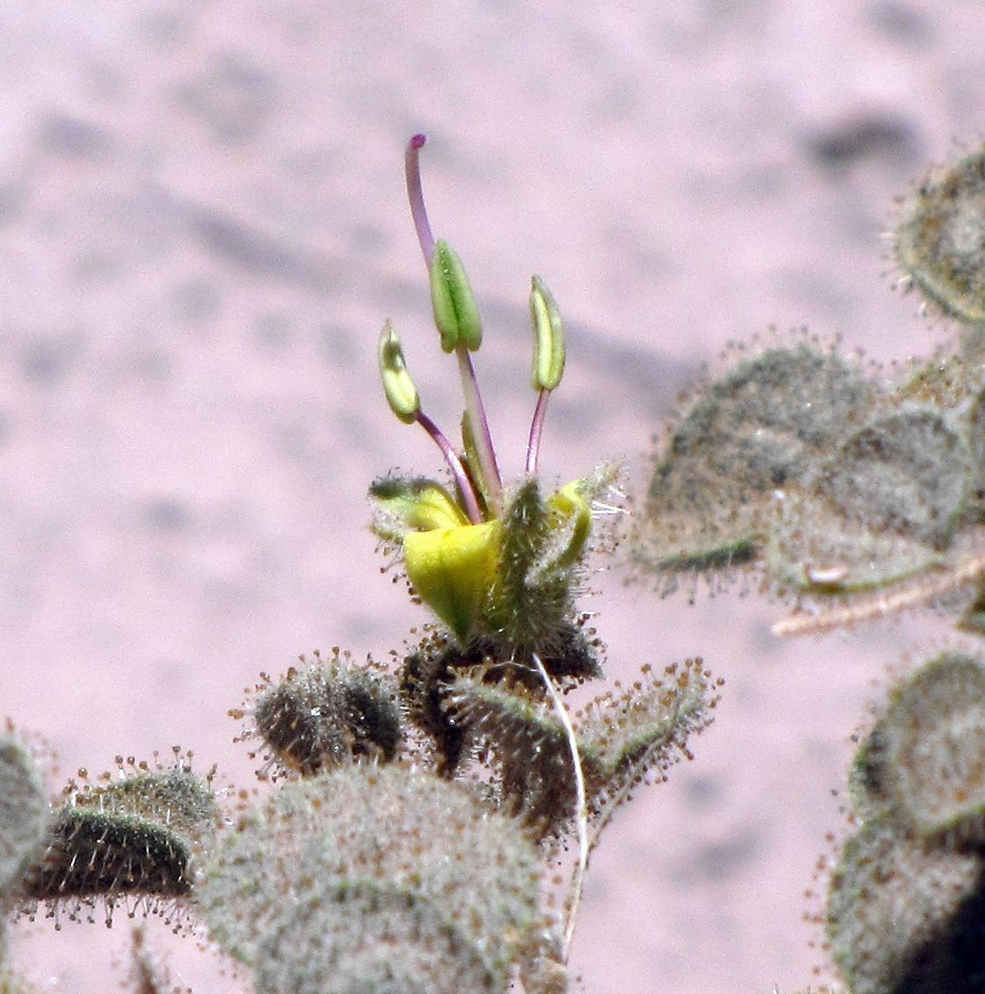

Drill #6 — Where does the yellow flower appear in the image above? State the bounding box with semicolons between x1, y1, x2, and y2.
371;133;599;644
371;476;593;643
404;520;502;642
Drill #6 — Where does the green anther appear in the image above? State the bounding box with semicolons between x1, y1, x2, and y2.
430;240;483;352
529;275;565;391
378;320;420;424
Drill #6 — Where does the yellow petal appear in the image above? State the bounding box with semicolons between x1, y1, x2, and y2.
547;480;592;569
404;521;501;641
370;477;469;534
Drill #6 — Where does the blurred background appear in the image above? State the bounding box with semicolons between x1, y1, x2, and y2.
2;2;984;991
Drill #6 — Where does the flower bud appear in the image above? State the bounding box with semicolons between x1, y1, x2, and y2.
529;275;565;391
430;240;482;352
378;320;420;424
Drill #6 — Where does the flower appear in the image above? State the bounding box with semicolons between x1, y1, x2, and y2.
371;135;604;646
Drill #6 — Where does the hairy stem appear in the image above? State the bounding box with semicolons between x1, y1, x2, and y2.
533;652;587;962
772;554;985;637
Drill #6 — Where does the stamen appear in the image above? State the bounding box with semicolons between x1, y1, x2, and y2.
405;134;502;515
456;346;503;513
526;276;565;477
525;387;550;475
415;410;484;524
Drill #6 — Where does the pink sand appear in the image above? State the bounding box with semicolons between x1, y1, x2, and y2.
1;3;981;991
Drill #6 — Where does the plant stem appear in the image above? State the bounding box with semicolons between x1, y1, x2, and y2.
772;554;985;637
533;652;588;962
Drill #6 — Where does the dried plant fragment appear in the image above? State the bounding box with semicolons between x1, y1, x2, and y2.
968;380;985;510
129;926;180;994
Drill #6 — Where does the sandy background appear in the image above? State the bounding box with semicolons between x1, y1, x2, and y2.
2;2;984;992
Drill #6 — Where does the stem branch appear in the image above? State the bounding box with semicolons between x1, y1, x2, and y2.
533;652;588;962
